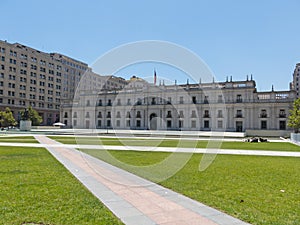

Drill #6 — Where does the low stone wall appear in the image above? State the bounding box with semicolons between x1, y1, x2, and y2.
291;133;300;144
245;129;291;137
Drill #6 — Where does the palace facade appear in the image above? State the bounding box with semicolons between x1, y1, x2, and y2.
62;77;295;132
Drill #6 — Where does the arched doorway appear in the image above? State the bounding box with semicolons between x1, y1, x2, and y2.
149;113;157;130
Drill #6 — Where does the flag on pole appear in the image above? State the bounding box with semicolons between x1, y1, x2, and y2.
154;69;157;85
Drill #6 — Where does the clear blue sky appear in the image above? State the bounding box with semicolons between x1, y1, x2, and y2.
1;0;299;91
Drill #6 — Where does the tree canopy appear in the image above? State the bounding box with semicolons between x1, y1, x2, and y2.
20;106;43;126
288;98;300;133
0;107;17;128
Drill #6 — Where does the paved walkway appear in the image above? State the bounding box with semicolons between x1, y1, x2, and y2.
34;135;251;225
1;141;300;157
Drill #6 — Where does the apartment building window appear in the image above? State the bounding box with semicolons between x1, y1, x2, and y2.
9;59;16;64
218;95;223;103
48;76;54;81
85;112;90;118
179;110;184;118
48;90;53;95
127;99;131;105
31;57;37;63
126;112;131;118
9;75;16;80
107;99;112;106
20;77;26;82
30;102;36;107
73;112;77;118
19;93;26;98
31;79;37;84
0;98;2;103
10;50;17;57
40;67;46;72
0;90;3;95
1;56;4;62
0;81;3;87
56;85;61;90
40;81;45;86
20;69;27;75
1;65;5;70
116;111;121;118
7;99;14;105
47;97;53;102
0;73;4;78
31;64;37;70
236;94;243;103
39;88;45;93
19;100;25;106
136;111;141;118
0;47;5;53
8;83;15;88
8;91;15;96
20;54;27;60
98;99;102;106
20;85;26;90
28;87;35;92
261;121;267;129
39;96;45;101
31;72;37;77
9;67;16;72
20;62;27;67
136;120;141;127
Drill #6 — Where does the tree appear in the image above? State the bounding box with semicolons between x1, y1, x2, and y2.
0;107;17;128
20;106;43;126
288;98;300;133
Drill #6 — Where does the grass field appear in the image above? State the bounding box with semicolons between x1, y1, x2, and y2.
0;146;123;225
49;136;300;151
0;136;38;143
82;149;300;225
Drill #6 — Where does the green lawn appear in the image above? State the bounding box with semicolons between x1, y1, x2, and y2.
49;136;300;151
82;149;300;225
0;136;38;143
0;146;123;225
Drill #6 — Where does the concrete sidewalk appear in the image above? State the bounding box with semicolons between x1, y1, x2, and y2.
34;135;250;225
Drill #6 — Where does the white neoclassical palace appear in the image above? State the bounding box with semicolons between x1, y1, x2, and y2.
61;76;295;134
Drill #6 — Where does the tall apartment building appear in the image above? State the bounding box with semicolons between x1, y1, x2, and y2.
292;63;300;98
0;40;127;126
